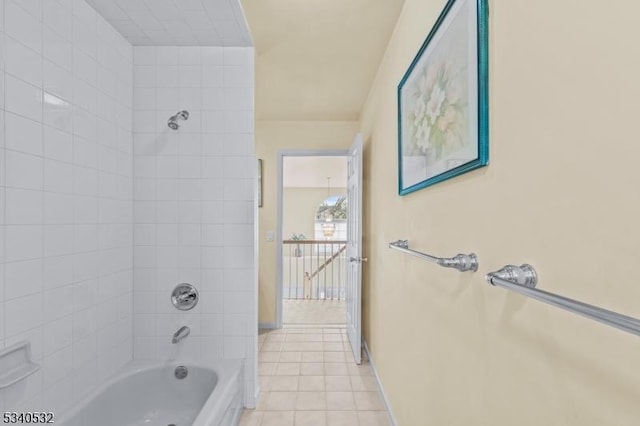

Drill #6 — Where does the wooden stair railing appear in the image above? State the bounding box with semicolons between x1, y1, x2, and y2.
310;244;347;279
282;240;347;299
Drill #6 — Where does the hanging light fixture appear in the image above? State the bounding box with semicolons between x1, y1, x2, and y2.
321;177;336;239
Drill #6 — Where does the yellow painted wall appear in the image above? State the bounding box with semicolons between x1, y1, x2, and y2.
283;187;347;240
256;121;358;324
359;0;640;425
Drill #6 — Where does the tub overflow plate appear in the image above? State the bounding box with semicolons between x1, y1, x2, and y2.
175;365;188;379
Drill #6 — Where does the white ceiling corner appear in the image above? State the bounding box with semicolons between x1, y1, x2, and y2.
85;0;253;46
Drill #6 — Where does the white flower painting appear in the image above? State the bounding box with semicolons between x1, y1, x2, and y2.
398;0;488;195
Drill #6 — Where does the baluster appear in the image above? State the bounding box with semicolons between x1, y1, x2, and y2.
288;244;292;299
330;242;335;300
337;244;342;300
323;241;327;300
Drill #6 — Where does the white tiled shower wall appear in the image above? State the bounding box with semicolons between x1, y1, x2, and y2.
0;0;134;414
131;46;257;406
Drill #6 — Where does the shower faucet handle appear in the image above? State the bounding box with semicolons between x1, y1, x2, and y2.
171;283;199;310
177;290;196;303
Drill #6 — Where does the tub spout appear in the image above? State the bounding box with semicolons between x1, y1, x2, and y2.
172;326;190;344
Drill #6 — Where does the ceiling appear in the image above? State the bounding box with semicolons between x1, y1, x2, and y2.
86;0;252;46
283;157;347;189
241;0;406;121
87;0;405;119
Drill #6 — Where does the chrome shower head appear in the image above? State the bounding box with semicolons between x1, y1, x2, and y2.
167;110;189;130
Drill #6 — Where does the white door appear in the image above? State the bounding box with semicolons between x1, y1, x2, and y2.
346;134;364;364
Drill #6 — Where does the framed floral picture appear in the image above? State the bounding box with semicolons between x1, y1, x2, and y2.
398;0;488;195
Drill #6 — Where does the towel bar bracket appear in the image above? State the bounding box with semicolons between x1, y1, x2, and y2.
438;253;479;272
394;240;409;249
487;264;537;288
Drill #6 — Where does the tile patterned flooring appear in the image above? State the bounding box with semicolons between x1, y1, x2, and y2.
283;299;346;325
239;327;392;426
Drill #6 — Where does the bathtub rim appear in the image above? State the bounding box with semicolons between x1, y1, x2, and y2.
193;358;244;426
56;358;244;426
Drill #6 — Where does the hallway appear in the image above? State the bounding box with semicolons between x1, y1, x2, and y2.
240;328;391;426
283;300;346;325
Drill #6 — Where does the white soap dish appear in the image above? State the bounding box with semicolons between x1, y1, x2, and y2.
0;341;41;389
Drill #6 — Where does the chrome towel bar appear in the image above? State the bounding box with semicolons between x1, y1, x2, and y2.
486;264;640;337
388;240;478;272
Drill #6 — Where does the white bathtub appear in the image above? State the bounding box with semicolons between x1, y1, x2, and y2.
57;359;244;426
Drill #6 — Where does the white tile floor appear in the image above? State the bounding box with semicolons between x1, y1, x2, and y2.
240;327;392;426
283;299;346;325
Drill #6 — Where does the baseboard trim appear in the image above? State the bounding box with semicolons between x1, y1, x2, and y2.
363;340;398;426
258;322;278;329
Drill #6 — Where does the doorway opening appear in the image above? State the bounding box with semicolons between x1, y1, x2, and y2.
276;135;363;363
280;154;348;326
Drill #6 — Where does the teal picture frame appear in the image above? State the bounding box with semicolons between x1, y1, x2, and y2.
398;0;488;195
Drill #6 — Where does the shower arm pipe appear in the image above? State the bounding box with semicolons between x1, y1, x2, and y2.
388;240;478;272
486;264;640;337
